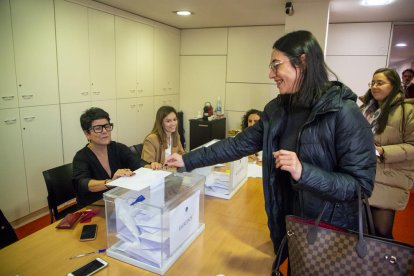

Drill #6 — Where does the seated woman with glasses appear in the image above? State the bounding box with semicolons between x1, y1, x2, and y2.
360;68;414;239
73;107;141;206
141;106;185;170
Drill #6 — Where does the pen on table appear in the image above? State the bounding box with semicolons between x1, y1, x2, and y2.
69;249;106;259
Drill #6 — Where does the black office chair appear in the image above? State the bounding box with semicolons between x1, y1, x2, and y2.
0;209;18;249
130;143;143;157
42;163;80;223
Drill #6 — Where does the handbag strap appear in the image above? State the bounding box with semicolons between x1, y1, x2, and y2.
271;235;288;276
306;187;369;258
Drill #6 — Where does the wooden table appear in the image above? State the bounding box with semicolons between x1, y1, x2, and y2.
0;178;275;275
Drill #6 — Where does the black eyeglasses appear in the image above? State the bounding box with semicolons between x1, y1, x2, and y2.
89;123;113;133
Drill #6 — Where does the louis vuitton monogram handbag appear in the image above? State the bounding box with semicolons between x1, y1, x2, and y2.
273;188;414;275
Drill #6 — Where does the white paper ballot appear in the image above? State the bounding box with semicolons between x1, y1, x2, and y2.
108;167;171;191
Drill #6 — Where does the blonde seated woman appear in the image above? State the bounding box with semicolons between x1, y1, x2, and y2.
142;106;185;170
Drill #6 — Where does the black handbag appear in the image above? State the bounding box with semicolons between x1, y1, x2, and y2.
273;188;414;275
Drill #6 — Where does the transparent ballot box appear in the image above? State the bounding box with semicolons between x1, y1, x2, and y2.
192;139;248;199
104;172;205;275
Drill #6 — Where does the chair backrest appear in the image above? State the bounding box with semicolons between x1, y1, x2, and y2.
0;209;18;249
42;163;78;223
130;143;143;157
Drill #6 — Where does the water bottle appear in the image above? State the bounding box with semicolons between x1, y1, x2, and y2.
216;96;222;115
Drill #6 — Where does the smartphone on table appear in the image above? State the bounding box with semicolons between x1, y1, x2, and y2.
67;257;108;276
80;224;98;241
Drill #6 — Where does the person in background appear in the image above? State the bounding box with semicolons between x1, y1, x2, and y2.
241;109;262;131
241;109;262;161
165;30;376;272
141;106;185;170
360;68;414;239
73;107;140;207
401;68;414;98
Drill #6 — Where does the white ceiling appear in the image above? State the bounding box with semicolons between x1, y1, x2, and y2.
94;0;414;65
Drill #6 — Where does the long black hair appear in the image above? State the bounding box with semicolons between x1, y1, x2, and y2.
362;68;403;134
273;30;337;108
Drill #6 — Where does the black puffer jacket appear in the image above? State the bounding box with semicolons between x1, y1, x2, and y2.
184;82;376;252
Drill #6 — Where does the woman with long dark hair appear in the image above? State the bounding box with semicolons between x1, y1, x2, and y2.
360;68;414;239
165;30;376;273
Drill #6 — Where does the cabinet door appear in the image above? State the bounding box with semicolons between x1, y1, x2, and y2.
116;98;140;147
137;23;154;97
20;105;63;212
55;0;91;103
154;28;180;95
61;102;91;164
0;0;18;109
115;17;137;99
89;9;116;101
153;95;179;116
11;0;59;107
0;109;29;221
136;96;154;144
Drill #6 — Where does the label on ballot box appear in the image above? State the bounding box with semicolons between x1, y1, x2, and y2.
169;190;200;254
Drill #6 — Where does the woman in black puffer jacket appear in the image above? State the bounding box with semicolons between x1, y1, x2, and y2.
166;30;376;270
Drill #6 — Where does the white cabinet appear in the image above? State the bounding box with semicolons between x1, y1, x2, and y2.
10;0;59;107
137;23;154;97
0;0;18;109
117;97;154;147
115;18;154;99
20;105;63;212
154;95;179;115
89;9;116;101
154;28;180;95
55;1;116;103
55;0;90;103
0;109;29;221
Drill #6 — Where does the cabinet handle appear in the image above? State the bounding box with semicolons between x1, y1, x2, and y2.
1;96;14;101
23;116;36;121
4;118;17;124
198;124;208;127
81;91;89;96
92;91;100;95
21;94;34;99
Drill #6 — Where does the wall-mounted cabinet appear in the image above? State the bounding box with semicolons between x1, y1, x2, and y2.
55;0;116;103
20;105;64;212
116;97;154;147
115;17;153;99
153;94;179;115
0;0;18;109
0;108;28;222
154;28;180;95
10;0;59;107
0;105;63;221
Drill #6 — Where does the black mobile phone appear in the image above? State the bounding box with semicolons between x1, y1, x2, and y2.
80;224;97;241
67;257;108;276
